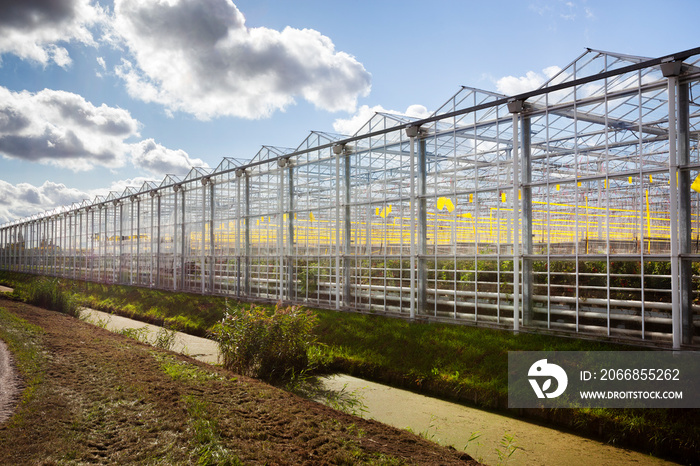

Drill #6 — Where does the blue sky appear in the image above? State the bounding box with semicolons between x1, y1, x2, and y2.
0;0;698;224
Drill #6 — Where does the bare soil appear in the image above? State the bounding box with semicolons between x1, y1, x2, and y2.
0;297;479;465
0;339;21;425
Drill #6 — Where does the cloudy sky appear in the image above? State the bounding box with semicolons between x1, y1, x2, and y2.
0;0;698;224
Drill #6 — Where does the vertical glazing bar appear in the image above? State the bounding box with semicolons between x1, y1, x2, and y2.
202;181;207;294
210;182;216;294
278;164;285;301
136;199;141;286
149;193;155;288
417;136;427;314
173;187;178;290
72;213;76;280
236;173;241;296
114;202;124;283
130;199;135;284
334;149;341;309
90;208;95;281
408;129;417;319
511;111;520;332
522;115;533;326
156;194;161;288
245;174;251;296
344;150;351;308
288;165;295;301
99;206;103;282
667;75;680;350
181;189;186;291
678;80;692;344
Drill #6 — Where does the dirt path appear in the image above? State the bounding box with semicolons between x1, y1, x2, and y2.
0;286;20;425
0;339;21;425
0;297;478;464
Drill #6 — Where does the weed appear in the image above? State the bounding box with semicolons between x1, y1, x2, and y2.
183;395;241;465
154;353;224;382
83;312;112;329
24;277;80;317
117;326;150;343
213;302;317;382
153;326;177;351
464;430;483;462
418;415;439;442
495;433;518;465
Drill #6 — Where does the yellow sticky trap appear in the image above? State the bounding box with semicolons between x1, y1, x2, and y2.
518;189;521;200
375;207;380;216
628;176;633;184
437;197;455;212
691;174;700;193
501;192;507;203
387;204;392;214
649;175;653;183
469;193;473;203
577;182;582;187
555;184;560;191
463;212;472;219
603;180;607;189
309;212;315;222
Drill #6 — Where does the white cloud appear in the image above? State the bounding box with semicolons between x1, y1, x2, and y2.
91;176;160;199
112;0;371;120
333;104;430;136
0;179;90;224
0;86;141;171
495;66;562;96
130;139;208;177
0;176;165;224
0;0;105;68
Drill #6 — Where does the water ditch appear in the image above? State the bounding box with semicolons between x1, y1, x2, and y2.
76;307;675;465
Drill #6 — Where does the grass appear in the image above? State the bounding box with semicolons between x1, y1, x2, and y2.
0;270;697;463
183;395;242;465
0;307;45;420
23;277;80;317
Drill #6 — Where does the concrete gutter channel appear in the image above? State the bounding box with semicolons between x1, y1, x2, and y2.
0;286;675;465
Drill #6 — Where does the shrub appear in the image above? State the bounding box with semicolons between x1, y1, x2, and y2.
25;278;80;318
213;302;317;382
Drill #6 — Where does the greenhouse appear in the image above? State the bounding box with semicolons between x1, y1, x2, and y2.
2;47;700;349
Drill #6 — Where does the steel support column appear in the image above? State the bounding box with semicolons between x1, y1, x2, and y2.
678;80;693;344
664;69;681;350
156;193;161;288
180;188;186;291
201;180;207;294
521;115;533;326
407;127;417;319
244;174;251;296
343;148;352;308
210;181;216;294
417;135;428;314
287;163;295;301
173;187;179;290
136;198;141;286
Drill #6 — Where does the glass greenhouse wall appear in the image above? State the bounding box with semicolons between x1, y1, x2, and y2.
2;48;700;349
